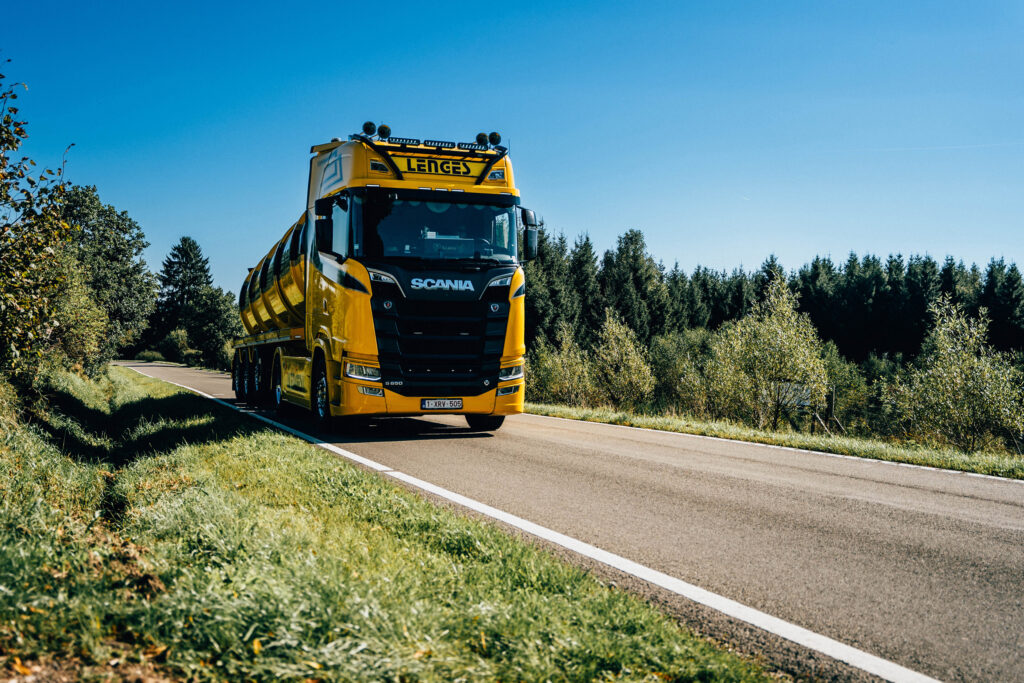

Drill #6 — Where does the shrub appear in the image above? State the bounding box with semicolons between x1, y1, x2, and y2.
821;341;871;433
527;321;599;406
135;350;165;362
705;279;827;430
592;309;654;411
887;297;1024;452
182;349;203;367
47;250;109;376
158;329;190;363
649;329;711;415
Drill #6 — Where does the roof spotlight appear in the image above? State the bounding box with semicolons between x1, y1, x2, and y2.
362;121;377;136
377;124;391;139
488;131;501;146
476;132;488;146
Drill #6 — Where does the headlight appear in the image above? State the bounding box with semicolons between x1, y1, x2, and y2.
368;270;398;285
345;362;381;381
488;275;512;288
499;364;524;381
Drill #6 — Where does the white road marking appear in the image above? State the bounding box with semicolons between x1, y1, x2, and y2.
128;366;942;683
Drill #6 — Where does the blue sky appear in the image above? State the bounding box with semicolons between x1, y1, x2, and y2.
5;1;1022;291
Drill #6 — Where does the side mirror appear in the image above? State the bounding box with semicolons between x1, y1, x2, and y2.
315;217;333;253
314;197;333;217
521;208;539;228
524;228;539;261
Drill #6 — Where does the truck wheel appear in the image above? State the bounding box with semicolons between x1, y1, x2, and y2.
251;353;266;405
271;358;286;415
466;415;505;432
240;354;252;403
232;352;245;401
310;360;332;430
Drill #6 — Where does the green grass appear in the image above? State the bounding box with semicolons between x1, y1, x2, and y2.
526;402;1024;480
0;367;769;681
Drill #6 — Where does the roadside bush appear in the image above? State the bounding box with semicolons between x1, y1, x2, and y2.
705;279;827;430
182;349;203;366
821;341;871;433
47;251;108;376
649;329;711;416
886;297;1024;452
134;350;164;362
592;309;654;411
527;321;599;406
158;328;190;363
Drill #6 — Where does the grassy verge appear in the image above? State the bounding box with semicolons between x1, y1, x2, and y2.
526;402;1024;480
1;367;769;681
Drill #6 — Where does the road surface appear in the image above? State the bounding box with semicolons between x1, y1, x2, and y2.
124;362;1024;682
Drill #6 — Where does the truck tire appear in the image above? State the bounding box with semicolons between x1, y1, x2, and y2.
251;352;266;406
240;354;253;403
232;351;245;402
310;360;332;430
271;358;287;415
465;415;505;432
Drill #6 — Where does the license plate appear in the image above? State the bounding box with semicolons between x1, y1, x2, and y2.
421;398;462;410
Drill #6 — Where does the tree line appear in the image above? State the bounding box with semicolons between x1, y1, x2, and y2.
524;227;1024;454
525;227;1024;360
1;63;239;381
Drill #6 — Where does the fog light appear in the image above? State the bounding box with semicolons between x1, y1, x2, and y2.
358;385;384;397
499;364;524;381
345;362;381;381
497;385;519;396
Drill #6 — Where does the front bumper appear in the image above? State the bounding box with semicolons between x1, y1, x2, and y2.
334;376;524;417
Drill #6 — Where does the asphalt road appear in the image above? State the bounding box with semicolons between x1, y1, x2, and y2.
126;362;1024;682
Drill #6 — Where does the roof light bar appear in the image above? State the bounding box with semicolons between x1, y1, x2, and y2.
458;142;488;151
386;137;420;146
423;139;456;148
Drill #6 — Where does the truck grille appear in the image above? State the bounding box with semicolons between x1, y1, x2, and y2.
370;283;508;397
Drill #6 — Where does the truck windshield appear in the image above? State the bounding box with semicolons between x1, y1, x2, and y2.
352;189;517;263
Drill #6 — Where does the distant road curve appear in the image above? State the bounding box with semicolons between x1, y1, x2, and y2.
124;362;1024;683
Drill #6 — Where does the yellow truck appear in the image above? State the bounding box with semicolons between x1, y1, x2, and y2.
232;123;539;431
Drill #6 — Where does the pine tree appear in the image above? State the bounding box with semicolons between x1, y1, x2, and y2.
665;263;691;333
752;255;784;302
569;234;603;348
687;266;718;329
152;236;213;341
523;227;577;348
903;255;941;356
726;268;755;320
980;259;1024;352
794;256;839;345
939;257;981;314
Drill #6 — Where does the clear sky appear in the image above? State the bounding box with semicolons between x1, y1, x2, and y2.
5;1;1022;292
